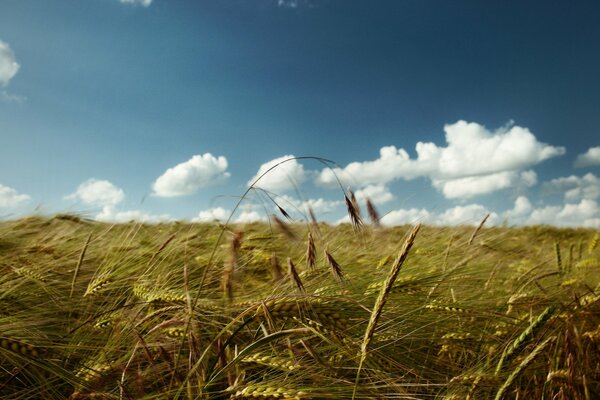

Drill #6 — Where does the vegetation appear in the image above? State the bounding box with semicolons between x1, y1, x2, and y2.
1;211;599;399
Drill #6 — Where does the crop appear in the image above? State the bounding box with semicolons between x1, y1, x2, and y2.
0;211;599;399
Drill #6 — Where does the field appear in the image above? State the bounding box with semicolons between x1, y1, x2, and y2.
0;213;599;399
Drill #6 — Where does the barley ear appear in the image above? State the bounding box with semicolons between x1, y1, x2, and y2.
365;197;381;227
287;258;305;292
306;232;316;272
344;193;363;230
468;213;489;245
324;249;344;282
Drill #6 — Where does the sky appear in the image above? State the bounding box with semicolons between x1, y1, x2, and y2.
0;0;599;227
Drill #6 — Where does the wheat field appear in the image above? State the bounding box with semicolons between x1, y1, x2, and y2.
0;212;599;399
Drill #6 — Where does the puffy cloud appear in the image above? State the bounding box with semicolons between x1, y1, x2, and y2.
380;208;431;226
119;0;152;6
193;207;231;223
574;147;600;168
317;121;563;199
277;195;342;217
434;170;537;199
0;184;30;208
543;173;600;202
0;40;19;86
152;154;230;197
353;184;394;205
247;155;306;193
317;146;421;187
435;204;499;226
234;210;266;224
66;179;125;207
95;206;171;223
503;196;533;224
278;0;299;7
526;199;600;228
380;204;498;227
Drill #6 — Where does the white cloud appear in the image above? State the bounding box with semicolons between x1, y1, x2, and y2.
574;147;600;168
503;196;533;224
1;90;26;104
543;173;600;202
95;206;171;223
0;40;19;86
433;170;537;199
66;179;125;207
235;210;266;224
435;204;499;226
379;203;498;227
353;184;394;205
526;199;600;228
119;0;152;7
248;155;306;193
380;208;431;226
277;195;342;217
317;121;563;199
0;184;30;208
278;0;299;7
152;154;230;197
193;207;231;223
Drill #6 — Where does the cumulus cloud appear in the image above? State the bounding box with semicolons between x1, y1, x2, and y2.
433;170;537;199
526;199;600;228
378;203;497;227
0;184;30;208
353;184;394;205
0;40;19;86
66;179;125;207
574;147;600;168
95;206;171;223
152;154;230;197
119;0;152;6
247;155;306;193
543;173;600;202
235;210;266;224
503;196;533;224
380;208;431;226
317;121;563;199
277;195;342;218
193;207;231;223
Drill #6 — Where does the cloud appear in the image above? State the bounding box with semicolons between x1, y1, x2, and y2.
1;90;26;104
353;184;394;205
277;195;342;217
317;121;563;199
95;206;171;223
278;0;299;7
380;208;431;226
435;204;499;226
433;170;537;199
152;154;230;197
574;147;600;168
66;179;125;207
526;199;600;228
0;184;30;208
503;196;533;224
193;207;231;223
234;210;266;224
248;155;306;193
378;203;498;227
119;0;152;7
0;40;20;86
543;173;600;202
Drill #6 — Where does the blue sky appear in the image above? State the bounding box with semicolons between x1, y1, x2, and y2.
1;0;599;227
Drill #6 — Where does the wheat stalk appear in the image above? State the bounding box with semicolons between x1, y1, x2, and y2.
353;223;420;399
